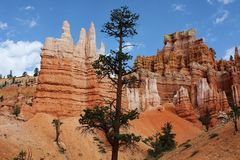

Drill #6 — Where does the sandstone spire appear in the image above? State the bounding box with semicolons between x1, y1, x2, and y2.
75;28;87;58
234;47;239;63
86;22;96;59
61;20;73;44
98;42;105;55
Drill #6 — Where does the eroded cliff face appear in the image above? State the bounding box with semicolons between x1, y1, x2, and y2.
33;21;161;116
126;73;161;111
134;29;239;124
33;21;103;116
33;22;238;126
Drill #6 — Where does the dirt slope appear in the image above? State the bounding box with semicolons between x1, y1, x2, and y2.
161;121;240;160
0;109;201;160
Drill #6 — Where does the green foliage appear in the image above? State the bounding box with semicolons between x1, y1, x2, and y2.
13;105;21;117
199;107;211;131
209;133;219;139
33;67;39;77
22;72;28;77
143;122;176;158
79;5;140;160
93;136;106;154
79;106;140;147
7;70;13;78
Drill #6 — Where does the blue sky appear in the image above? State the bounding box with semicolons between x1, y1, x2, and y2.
0;0;239;76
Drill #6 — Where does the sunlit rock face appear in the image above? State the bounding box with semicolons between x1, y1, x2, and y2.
126;76;161;111
33;21;102;116
134;28;240;125
34;23;240;126
173;86;201;127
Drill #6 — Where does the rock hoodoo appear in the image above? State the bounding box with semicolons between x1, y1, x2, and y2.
33;21;102;116
33;22;239;126
134;28;240;124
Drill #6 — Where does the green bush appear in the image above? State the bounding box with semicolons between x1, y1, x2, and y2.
143;122;176;158
13;105;21;117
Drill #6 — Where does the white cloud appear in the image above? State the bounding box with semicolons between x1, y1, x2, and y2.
207;0;234;4
0;21;8;30
16;18;37;28
223;46;240;60
24;6;35;10
123;42;134;52
0;40;42;76
214;10;229;24
172;4;186;12
217;0;234;4
29;20;37;28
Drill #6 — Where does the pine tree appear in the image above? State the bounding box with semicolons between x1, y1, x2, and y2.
22;72;28;77
143;122;176;158
33;68;39;77
79;6;140;160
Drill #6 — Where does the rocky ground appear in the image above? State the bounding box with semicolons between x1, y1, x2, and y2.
161;120;240;160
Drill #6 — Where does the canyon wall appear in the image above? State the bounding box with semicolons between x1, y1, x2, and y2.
33;22;239;126
134;29;240;125
33;21;161;116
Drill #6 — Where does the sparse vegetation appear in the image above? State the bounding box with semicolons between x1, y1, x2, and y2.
12;76;16;84
12;105;21;117
22;72;28;77
143;122;176;158
79;6;140;160
52;119;66;153
190;150;199;157
7;70;13;78
13;150;32;160
34;67;39;77
209;133;219;139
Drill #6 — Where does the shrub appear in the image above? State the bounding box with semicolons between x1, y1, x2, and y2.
13;105;21;117
209;133;219;139
13;150;32;160
143;122;176;158
190;150;199;157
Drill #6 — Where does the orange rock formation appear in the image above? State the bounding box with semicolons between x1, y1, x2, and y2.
134;29;240;125
33;22;238;126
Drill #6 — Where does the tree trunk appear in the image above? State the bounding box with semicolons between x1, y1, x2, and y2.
111;143;119;160
55;126;60;142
